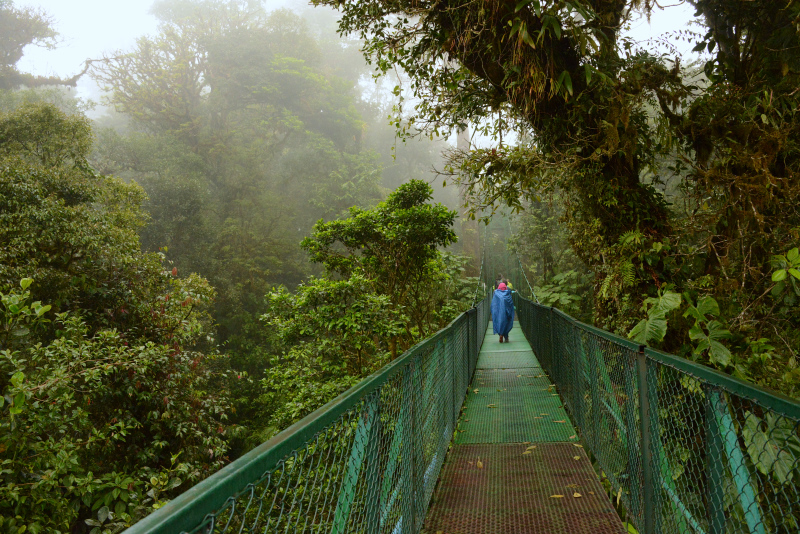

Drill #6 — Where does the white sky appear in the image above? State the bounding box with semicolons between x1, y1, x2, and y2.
15;0;701;106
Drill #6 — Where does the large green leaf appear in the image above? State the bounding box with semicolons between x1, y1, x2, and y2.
690;320;732;366
629;290;680;345
743;412;800;484
629;315;667;344
646;290;682;316
683;295;719;322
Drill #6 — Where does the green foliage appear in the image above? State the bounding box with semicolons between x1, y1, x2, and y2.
90;3;385;347
259;274;403;432
0;98;230;531
628;290;681;345
0;282;230;534
742;411;800;486
771;247;800;303
0;278;50;350
0;101;92;166
0;103;222;347
684;295;733;369
533;270;585;314
511;200;593;321
302;179;458;348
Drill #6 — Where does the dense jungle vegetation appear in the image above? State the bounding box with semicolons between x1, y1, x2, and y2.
1;0;800;531
321;0;800;396
0;1;473;532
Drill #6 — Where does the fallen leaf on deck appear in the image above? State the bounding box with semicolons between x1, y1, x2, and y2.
554;420;566;423
573;456;581;460
477;458;483;469
550;495;564;499
573;444;583;448
526;445;536;450
522;450;532;455
573;492;582;498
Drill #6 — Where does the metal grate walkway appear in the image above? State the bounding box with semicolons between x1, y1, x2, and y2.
422;321;626;533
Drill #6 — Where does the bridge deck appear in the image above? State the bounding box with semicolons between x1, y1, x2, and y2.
422;321;626;533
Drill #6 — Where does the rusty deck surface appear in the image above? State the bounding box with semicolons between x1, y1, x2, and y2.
422;322;626;534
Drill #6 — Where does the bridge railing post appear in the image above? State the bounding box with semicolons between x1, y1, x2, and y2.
636;346;657;534
570;321;584;433
587;338;601;450
623;353;642;525
548;306;555;375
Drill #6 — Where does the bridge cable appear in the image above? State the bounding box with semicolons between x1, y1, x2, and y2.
504;215;540;304
471;217;487;308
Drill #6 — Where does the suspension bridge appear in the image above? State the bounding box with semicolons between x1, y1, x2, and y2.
127;221;800;534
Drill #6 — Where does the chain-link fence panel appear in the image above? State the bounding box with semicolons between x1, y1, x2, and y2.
125;297;490;534
516;296;800;534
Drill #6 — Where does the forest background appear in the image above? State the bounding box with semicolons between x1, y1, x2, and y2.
2;0;800;533
0;1;477;532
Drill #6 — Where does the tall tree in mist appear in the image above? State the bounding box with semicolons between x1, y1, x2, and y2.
0;0;91;90
91;0;385;342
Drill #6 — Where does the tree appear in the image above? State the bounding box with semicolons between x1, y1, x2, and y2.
317;0;800;393
0;281;230;534
302;179;458;352
90;1;384;345
256;274;404;436
315;0;675;312
0;102;231;532
0;1;89;90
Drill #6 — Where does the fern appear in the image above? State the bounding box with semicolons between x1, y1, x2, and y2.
618;229;644;247
620;261;635;287
599;273;614;300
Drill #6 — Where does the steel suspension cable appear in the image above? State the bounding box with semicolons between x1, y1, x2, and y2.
504;215;539;303
471;218;487;307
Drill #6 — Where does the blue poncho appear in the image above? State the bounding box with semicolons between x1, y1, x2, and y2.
491;289;514;336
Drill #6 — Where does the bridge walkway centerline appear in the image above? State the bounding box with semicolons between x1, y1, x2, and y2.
421;320;626;533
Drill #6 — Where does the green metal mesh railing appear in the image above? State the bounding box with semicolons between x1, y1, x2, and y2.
516;295;800;534
126;295;491;534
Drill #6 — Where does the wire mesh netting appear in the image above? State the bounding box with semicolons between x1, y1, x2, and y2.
126;296;491;534
516;294;800;534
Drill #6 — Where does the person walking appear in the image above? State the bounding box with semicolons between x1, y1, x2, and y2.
491;282;514;343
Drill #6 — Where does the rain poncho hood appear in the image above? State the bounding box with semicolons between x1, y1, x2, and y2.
491;288;514;336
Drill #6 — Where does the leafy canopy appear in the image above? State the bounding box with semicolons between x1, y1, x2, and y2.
302;179;458;345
